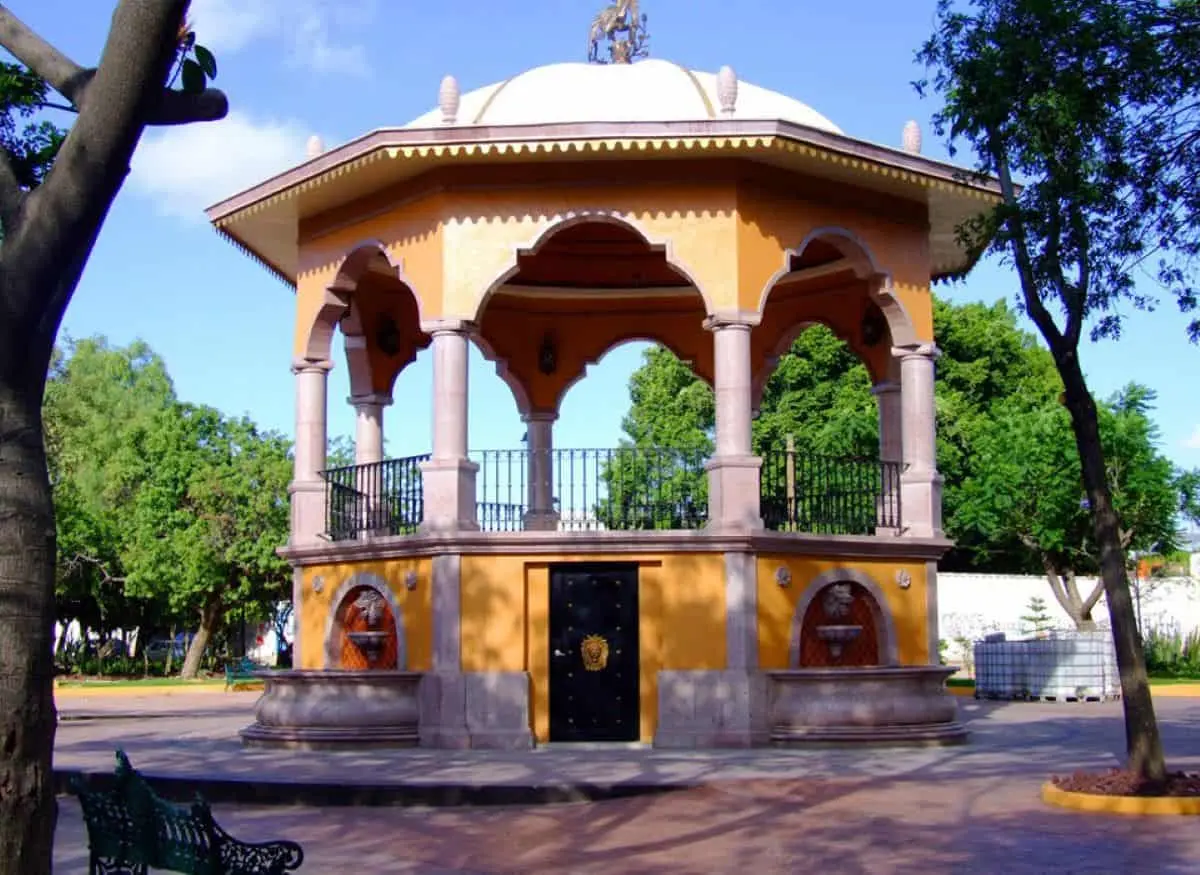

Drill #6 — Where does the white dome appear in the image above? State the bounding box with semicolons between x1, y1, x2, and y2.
405;59;842;134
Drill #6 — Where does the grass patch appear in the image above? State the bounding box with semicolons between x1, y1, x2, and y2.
54;675;225;689
1148;675;1200;685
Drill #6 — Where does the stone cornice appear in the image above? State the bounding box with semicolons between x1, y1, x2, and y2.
278;529;954;567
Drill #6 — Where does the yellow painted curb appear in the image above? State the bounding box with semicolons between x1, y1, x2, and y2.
1042;782;1200;816
1150;684;1200;698
54;683;261;699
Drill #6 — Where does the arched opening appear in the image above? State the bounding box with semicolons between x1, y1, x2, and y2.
798;581;882;667
303;245;432;540
753;231;909;536
327;582;402;670
472;219;712;531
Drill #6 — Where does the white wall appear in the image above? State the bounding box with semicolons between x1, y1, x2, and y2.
937;567;1200;667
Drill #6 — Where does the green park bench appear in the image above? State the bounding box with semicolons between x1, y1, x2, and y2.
70;749;304;875
223;657;260;691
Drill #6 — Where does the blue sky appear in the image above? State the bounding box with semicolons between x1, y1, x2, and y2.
22;0;1200;467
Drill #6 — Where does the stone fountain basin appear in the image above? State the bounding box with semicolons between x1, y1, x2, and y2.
766;665;967;746
240;669;423;750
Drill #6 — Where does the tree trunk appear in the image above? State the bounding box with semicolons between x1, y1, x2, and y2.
180;595;222;679
1039;556;1104;631
0;377;58;872
1056;349;1167;783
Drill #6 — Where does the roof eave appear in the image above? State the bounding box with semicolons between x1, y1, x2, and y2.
204;118;1003;225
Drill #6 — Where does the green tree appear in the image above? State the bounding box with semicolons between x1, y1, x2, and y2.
0;4;226;863
959;386;1191;630
1021;596;1055;634
611;296;1063;552
43;337;179;649
123;405;292;678
918;0;1200;781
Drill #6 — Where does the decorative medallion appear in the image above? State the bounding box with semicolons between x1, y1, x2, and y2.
581;634;610;671
311;575;324;594
404;570;419;591
775;566;792;588
896;569;912;590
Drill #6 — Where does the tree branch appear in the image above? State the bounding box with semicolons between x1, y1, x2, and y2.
1082;577;1106;615
148;87;228;126
991;141;1066;350
0;4;92;106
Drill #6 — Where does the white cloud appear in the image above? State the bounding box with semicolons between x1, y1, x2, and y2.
189;0;372;76
130;111;310;219
1185;426;1200;451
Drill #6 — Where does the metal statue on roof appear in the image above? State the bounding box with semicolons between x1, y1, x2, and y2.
587;0;649;65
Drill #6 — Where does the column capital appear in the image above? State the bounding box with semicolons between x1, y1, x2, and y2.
891;342;940;362
522;410;559;425
703;310;760;332
421;318;477;336
291;357;333;375
870;380;900;396
348;392;394;408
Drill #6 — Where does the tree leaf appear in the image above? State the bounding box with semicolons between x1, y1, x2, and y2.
193;45;217;80
180;59;205;95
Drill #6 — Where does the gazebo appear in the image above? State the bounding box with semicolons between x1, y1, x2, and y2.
208;18;999;749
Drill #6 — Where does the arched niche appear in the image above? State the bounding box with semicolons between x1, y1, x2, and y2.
322;572;408;670
788;567;899;668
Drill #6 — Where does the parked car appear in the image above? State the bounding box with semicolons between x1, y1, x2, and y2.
142;637;188;664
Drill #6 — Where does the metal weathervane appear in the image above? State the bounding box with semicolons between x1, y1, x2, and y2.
587;0;649;64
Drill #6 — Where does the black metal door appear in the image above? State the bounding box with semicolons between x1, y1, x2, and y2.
548;563;639;742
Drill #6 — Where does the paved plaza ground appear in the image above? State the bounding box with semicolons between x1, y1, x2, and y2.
53;691;1200;873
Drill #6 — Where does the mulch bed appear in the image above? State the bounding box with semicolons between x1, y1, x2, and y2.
1051;768;1200;797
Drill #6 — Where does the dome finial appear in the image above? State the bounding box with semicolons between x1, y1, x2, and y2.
902;120;922;154
587;0;650;64
439;75;460;125
717;66;738;117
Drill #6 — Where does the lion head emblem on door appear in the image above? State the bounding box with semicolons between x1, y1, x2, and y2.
581;634;610;671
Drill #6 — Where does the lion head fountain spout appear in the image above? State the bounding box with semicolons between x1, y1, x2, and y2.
346;588;389;668
815;583;862;661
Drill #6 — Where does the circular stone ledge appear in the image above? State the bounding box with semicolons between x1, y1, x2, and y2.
240;669;422;750
1041;782;1200;816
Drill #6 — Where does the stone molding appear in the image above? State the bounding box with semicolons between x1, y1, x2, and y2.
278;529;953;566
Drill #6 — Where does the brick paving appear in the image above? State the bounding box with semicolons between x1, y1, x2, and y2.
53;692;1200;873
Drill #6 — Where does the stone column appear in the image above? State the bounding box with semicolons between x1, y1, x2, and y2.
894;343;944;538
419;322;479;531
288;358;332;546
523;412;559;531
871;380;903;535
704;317;763;530
351;392;391;466
350;392;391;532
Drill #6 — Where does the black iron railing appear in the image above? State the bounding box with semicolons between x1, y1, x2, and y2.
322;447;899;539
760;447;901;535
474;447;708;532
321;454;429;541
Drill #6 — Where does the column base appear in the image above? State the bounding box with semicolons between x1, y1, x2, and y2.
522;510;561;532
418;672;533;750
900;470;944;539
705;455;764;532
287;479;326;547
419;458;480;533
653;670;770;749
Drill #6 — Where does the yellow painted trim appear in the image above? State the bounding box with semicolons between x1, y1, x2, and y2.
1042;782;1200;816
